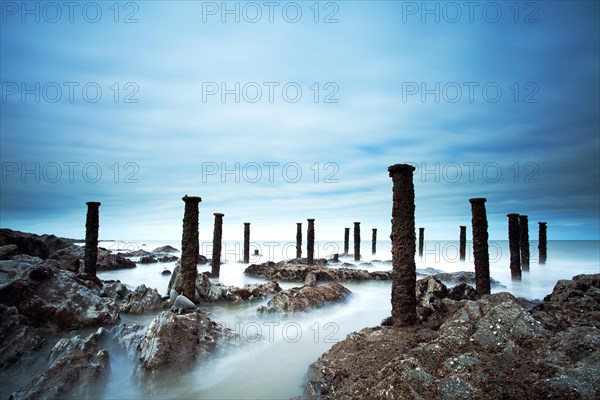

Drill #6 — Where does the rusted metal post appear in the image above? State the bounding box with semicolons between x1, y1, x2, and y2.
84;201;101;277
307;219;315;265
470;198;490;295
181;195;201;301
211;213;224;277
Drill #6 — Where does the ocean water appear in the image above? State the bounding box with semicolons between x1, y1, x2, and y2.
89;239;599;399
2;240;597;399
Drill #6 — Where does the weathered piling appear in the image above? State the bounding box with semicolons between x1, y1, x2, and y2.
296;222;302;259
344;228;350;254
181;195;201;301
459;225;466;261
243;223;250;264
507;213;521;273
418;227;424;257
84;201;101;277
388;164;417;326
372;228;377;255
211;213;224;277
538;222;547;264
333;253;339;262
354;222;361;261
307;219;315;265
469;198;490;295
519;215;530;270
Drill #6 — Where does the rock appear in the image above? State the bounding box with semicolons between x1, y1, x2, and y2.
153;245;179;253
0;260;34;286
257;282;351;314
197;254;208;265
302;274;600;399
99;280;130;300
9;329;110;400
120;285;165;314
0;229;50;259
0;261;120;330
161;269;172;276
169;266;282;303
136;311;238;392
39;234;74;255
158;255;178;263
244;260;391;282
119;249;151;257
169;289;179;303
173;295;196;311
47;246;81;272
97;253;136;271
0;244;18;260
107;323;147;358
140;256;158;264
0;304;54;369
433;271;503;287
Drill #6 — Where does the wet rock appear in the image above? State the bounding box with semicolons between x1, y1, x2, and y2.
120;285;165;314
158;255;178;263
0;304;54;369
169;266;282;303
0;260;34;285
173;295;196;312
97;253;136;271
0;261;120;330
302;274;600;399
0;244;18;260
244;260;391;282
48;246;82;272
99;280;130;300
433;271;503;287
119;249;151;258
10;329;110;400
140;256;158;264
161;269;172;275
108;323;147;358
153;245;179;253
136;311;238;392
197;255;209;265
0;229;50;259
257;282;351;314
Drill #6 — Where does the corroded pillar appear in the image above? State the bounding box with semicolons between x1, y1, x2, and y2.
388;164;416;326
372;228;377;255
507;213;521;273
459;225;466;261
538;222;547;264
469;198;490;295
243;223;250;264
307;219;315;265
211;213;224;277
296;222;302;259
181;195;201;301
84;201;101;277
519;215;530;270
354;222;361;261
344;228;350;254
418;227;424;257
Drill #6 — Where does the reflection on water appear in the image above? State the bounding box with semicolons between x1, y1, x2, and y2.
16;240;600;398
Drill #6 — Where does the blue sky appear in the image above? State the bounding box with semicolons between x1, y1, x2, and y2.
1;1;598;241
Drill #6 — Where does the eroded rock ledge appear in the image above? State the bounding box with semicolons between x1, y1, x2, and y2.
303;274;600;399
244;260;391;282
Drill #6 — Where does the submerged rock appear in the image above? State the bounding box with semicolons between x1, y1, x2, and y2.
136;310;238;392
303;274;600;399
244;260;391;282
153;245;179;253
257;282;351;314
9;329;110;400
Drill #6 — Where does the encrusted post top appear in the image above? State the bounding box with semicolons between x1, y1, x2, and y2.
213;213;224;217
388;164;416;175
182;195;202;203
460;225;466;228
519;215;528;219
373;228;377;231
469;198;487;204
354;222;360;225
539;222;547;225
307;218;315;222
244;222;250;226
507;213;520;217
297;222;302;225
86;201;101;206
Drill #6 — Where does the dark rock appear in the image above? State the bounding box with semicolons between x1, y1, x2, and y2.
140;256;158;264
136;310;238;392
48;246;81;272
302;274;600;399
0;261;120;330
257;282;351;314
99;280;130;300
158;255;178;263
0;260;38;286
0;244;18;260
244;260;391;282
197;254;208;265
433;271;503;287
0;304;54;369
120;285;165;314
173;295;196;312
0;229;50;259
9;329;110;400
119;249;151;257
161;269;172;276
153;245;179;253
97;253;136;271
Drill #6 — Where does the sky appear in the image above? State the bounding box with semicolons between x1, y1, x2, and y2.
1;0;599;242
